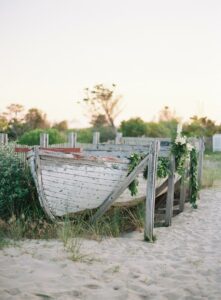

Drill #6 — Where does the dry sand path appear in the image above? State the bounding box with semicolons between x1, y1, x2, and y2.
0;188;221;300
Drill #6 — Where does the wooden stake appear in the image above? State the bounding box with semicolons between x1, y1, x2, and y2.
144;140;159;242
93;132;100;145
165;154;175;226
68;132;77;147
40;133;49;147
115;132;123;144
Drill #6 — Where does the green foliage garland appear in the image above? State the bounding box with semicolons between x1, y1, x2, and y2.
189;148;198;209
127;137;199;209
171;141;189;176
128;155;170;196
128;153;141;196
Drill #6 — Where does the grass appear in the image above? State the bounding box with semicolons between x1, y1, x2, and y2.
0;203;146;256
202;152;221;188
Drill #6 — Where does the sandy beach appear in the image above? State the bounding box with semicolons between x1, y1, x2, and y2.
0;188;221;300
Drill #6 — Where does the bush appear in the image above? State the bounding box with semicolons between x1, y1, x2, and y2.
120;118;148;137
18;128;66;146
0;145;43;220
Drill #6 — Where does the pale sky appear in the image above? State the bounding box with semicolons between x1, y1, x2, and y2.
0;0;221;127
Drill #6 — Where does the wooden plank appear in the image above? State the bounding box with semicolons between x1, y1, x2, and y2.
42;169;126;185
93;132;100;145
165;154;175;226
0;133;8;145
179;161;188;212
40;133;49;147
90;153;150;223
115;132;123;144
68;132;77;147
144;141;159;242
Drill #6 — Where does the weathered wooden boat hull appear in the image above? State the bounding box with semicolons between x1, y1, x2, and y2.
27;149;130;219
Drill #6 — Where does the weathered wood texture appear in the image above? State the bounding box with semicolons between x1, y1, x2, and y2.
0;133;8;145
93;132;100;145
90;153;150;223
27;149;130;218
179;160;190;212
165;154;175;226
40;133;49;147
115;132;123;144
144;141;159;242
68;132;77;147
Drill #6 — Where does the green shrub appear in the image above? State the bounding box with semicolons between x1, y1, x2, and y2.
18;128;66;146
0;145;43;220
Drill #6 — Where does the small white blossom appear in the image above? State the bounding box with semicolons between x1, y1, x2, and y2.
186;143;194;152
175;135;187;145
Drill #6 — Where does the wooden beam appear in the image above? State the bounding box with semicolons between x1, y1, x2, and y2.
40;133;49;147
144;140;159;242
115;132;123;144
0;133;8;145
90;153;150;223
68;132;77;148
179;161;188;212
165;154;175;226
93;132;100;145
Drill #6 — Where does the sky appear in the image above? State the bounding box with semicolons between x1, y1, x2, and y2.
0;0;221;127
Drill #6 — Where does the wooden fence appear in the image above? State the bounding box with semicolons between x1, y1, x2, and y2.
0;131;204;242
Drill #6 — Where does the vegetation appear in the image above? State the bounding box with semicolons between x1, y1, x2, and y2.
202;152;221;188
0;145;43;220
18;128;65;145
80;83;122;130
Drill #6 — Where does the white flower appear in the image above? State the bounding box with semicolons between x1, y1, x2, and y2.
186;143;194;152
175;135;187;145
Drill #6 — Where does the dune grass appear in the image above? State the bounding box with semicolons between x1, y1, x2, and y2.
202;152;221;188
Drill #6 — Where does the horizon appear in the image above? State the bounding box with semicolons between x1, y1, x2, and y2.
0;0;221;127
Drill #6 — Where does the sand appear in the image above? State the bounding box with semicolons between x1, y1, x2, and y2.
0;188;221;300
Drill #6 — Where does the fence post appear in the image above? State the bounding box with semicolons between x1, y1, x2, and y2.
197;137;204;188
115;132;123;144
179;160;188;212
165;154;175;226
144;140;159;242
0;133;8;145
68;132;77;147
93;132;100;145
40;133;49;147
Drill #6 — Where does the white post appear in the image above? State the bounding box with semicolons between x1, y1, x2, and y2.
0;133;8;145
68;132;77;147
40;133;49;147
93;132;100;145
115;132;123;144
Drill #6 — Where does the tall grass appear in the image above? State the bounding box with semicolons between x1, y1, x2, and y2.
202;152;221;188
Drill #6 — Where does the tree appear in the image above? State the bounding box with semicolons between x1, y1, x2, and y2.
3;104;25;139
0;115;8;132
52;120;68;131
24;108;50;131
120;118;148;137
81;84;122;129
158;106;179;122
183;115;218;137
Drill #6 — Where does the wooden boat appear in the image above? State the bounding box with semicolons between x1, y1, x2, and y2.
27;143;177;220
27;148;150;220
